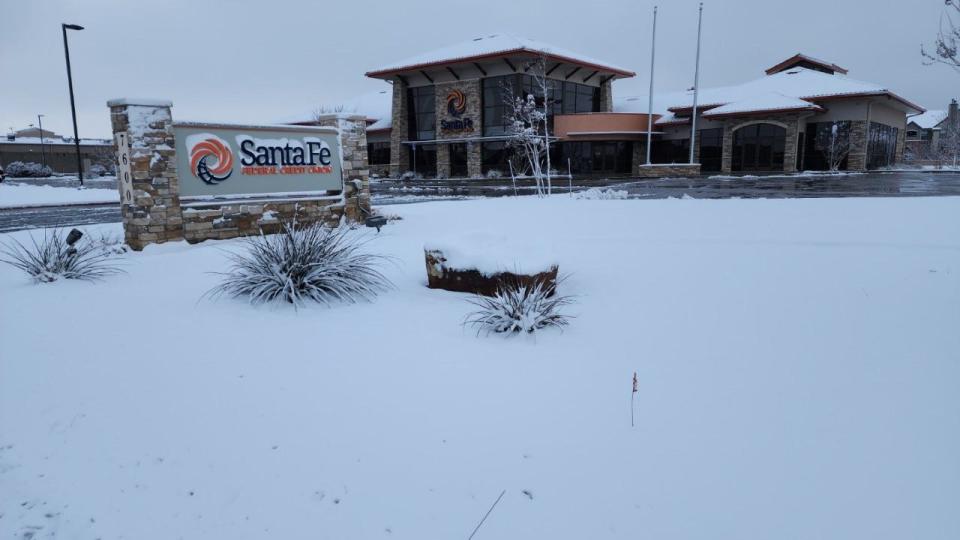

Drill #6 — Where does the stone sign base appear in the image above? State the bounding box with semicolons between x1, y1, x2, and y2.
107;98;370;250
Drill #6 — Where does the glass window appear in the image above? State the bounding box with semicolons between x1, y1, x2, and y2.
866;122;899;169
731;123;786;171
698;128;723;172
367;142;390;165
804;121;851;171
408;144;436;177
407;86;435;141
449;143;468;177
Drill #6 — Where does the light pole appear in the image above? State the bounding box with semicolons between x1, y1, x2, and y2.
62;23;84;187
37;114;46;169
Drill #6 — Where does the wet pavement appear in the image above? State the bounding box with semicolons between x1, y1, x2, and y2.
2;170;959;233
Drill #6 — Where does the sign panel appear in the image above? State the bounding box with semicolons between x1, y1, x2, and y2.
173;123;342;198
114;132;134;205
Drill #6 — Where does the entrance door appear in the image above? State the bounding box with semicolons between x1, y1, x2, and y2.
731;123;786;172
449;143;468;177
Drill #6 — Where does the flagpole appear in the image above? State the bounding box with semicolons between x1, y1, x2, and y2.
645;5;658;165
689;2;703;164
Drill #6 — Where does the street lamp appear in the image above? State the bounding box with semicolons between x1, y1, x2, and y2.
37;114;46;169
62;23;84;187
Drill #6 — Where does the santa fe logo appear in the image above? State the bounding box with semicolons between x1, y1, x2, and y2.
189;136;234;184
186;134;335;185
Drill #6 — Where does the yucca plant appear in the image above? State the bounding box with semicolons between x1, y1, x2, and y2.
464;278;574;336
207;222;392;307
0;228;123;283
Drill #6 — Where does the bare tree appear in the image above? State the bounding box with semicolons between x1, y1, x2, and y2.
502;56;555;196
922;0;960;72
936;127;960;167
814;122;852;171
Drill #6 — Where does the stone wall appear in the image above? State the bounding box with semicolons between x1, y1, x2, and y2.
846;120;868;171
108;99;184;249
389;79;410;177
636;163;701;178
600;80;614;112
108;99;369;250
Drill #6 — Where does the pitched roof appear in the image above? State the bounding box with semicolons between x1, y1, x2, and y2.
907;110;948;130
765;53;848;75
366;34;635;78
702;92;824;118
614;66;924;122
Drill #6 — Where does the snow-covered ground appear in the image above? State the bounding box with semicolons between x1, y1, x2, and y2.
1;196;958;539
0;182;117;208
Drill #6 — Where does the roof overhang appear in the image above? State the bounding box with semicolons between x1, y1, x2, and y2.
810;91;925;115
765;54;848;75
365;48;635;80
702;104;825;120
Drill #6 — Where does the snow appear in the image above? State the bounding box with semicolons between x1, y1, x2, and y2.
702;92;821;117
0;182;117;208
106;98;174;108
2;196;959;539
276;89;394;131
615;67;923;121
368;33;633;77
908;110;948;130
0;136;110;146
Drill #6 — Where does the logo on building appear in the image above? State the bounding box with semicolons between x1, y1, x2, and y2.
446;89;467;117
189;137;234;184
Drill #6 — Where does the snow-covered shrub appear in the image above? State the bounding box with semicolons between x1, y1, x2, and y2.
464;278;574;336
399;171;423;181
5;161;53;178
0;228;123;283
207;223;392;307
485;169;503;179
573;188;628;200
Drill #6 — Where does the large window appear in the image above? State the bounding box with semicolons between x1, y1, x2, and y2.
449;143;468;177
651;139;690;164
407;86;435;141
553;141;632;175
408;144;436;177
482;74;599;137
481;141;512;174
367;142;390;165
804;121;851;171
698;128;723;172
866;122;899;169
731;123;786;171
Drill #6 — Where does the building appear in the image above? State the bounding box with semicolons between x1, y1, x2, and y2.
289;40;925;178
618;53;923;173
905;99;958;159
1;127;113;173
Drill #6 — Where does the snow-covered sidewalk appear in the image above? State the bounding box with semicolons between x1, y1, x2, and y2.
0;182;117;208
1;196;958;539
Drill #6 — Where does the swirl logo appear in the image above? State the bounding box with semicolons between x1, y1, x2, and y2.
190;137;234;184
446;89;466;117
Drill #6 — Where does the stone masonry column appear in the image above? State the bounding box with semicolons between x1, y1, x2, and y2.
847;120;868;171
600;80;614;112
390;78;410;177
467;141;482;178
107;99;183;250
720;120;735;173
783;115;800;173
316;113;372;221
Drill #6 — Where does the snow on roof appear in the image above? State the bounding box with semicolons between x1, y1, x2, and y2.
765;53;848;75
366;34;634;77
106;98;173;108
908;110;948;129
0;136;110;146
614;67;923;119
277;89;394;131
702;92;822;117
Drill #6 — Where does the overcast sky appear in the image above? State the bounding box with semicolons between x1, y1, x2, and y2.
0;0;954;138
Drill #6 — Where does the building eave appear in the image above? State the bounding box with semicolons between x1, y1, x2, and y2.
365;48;635;79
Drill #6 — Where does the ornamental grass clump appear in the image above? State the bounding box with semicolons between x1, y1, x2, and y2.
464;278;574;336
207;222;392;307
0;228;123;283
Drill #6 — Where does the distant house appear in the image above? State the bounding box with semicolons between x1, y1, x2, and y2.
1;127;113;174
905;99;957;159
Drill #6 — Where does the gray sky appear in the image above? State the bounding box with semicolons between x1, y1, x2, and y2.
1;0;954;138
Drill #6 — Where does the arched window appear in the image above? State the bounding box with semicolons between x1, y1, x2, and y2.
731;123;786;172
